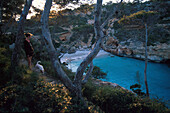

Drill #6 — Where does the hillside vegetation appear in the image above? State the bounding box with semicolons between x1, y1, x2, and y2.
0;0;170;112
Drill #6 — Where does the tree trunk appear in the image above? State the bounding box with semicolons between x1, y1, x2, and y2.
82;62;94;84
73;0;103;99
144;23;149;97
41;0;104;103
41;0;76;93
11;0;33;77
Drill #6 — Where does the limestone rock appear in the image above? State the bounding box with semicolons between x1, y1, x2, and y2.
68;47;76;54
104;37;170;62
106;37;119;46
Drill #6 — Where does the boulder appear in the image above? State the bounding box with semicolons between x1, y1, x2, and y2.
106;37;119;46
148;56;163;62
124;48;133;55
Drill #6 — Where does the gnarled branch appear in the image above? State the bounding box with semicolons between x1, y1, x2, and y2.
41;0;76;93
74;0;104;88
82;62;94;84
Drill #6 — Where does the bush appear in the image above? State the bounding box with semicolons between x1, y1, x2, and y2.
86;66;107;79
51;26;68;33
30;38;51;62
0;80;72;112
72;24;94;34
130;83;146;96
41;60;56;76
71;25;94;43
56;15;87;27
0;34;14;86
82;37;89;43
118;10;158;25
0;34;15;47
0;48;11;86
83;79;168;113
148;26;170;45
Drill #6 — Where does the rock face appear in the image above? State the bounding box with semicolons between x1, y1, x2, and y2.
68;47;76;54
104;37;170;62
92;78;134;93
132;43;170;62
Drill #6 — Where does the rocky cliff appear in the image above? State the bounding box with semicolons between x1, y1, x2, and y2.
25;1;170;63
103;37;170;62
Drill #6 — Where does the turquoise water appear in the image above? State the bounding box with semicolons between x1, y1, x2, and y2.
69;55;170;103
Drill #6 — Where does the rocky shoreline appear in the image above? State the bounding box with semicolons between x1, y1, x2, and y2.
28;34;170;65
103;37;170;63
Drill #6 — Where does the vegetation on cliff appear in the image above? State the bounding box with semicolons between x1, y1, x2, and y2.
0;0;169;112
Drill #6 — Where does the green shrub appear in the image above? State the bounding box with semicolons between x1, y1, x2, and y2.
112;21;122;30
86;66;107;79
148;26;170;45
38;61;75;80
56;15;87;27
82;37;89;43
70;25;94;43
0;48;11;86
30;38;51;62
72;24;94;33
118;10;158;25
70;34;77;42
41;60;56;76
0;34;15;86
0;34;15;47
52;26;68;33
83;79;168;113
31;27;42;35
0;80;72;112
130;83;146;96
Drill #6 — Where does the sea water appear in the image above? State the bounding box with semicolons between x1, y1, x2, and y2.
68;55;170;103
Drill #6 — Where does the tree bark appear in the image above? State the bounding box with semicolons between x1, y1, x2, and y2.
73;0;103;99
82;62;94;84
11;0;33;76
144;23;149;97
41;0;76;93
41;0;104;101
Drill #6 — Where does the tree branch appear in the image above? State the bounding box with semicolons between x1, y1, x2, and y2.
101;0;123;29
41;0;76;93
74;0;103;86
82;62;94;84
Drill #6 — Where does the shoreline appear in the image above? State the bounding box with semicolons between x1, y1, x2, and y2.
60;49;110;63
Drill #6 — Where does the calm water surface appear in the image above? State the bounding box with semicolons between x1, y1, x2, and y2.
69;55;170;103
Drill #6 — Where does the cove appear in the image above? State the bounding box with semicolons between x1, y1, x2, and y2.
68;54;170;103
